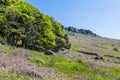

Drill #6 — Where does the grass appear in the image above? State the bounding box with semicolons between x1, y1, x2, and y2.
1;35;120;80
107;51;120;57
0;45;15;52
93;43;113;49
0;70;33;80
70;41;80;51
103;66;120;80
28;51;119;80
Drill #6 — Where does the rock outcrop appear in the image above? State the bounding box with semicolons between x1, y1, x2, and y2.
65;26;97;36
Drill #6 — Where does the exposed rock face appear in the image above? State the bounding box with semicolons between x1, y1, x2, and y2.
65;26;97;36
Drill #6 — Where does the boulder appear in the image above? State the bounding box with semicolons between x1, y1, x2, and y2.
95;54;103;60
45;50;56;55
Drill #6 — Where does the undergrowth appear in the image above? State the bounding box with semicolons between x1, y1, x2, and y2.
0;70;33;80
103;66;120;80
93;43;113;49
0;45;14;52
28;51;119;80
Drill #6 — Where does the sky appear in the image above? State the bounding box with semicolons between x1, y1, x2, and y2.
25;0;120;39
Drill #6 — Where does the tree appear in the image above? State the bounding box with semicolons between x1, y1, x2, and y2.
0;0;70;51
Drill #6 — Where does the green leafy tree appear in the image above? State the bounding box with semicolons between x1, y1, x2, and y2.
0;0;70;51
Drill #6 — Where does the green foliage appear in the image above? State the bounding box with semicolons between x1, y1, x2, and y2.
0;0;15;5
64;34;71;49
29;51;118;80
103;66;120;80
0;0;69;51
29;51;68;67
70;41;80;51
76;59;83;63
0;70;33;80
113;47;119;52
0;45;14;52
93;43;113;49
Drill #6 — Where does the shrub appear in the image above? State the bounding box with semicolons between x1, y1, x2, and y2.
113;47;119;52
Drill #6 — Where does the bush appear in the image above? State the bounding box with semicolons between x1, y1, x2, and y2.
76;59;83;63
65;43;71;49
113;47;119;52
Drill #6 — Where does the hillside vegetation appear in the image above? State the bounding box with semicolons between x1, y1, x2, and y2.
1;0;120;80
0;0;69;52
0;33;120;80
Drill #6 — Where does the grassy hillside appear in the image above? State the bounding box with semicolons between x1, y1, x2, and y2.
1;1;120;80
0;33;120;80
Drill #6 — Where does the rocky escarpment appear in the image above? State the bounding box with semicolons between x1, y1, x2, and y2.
65;26;97;36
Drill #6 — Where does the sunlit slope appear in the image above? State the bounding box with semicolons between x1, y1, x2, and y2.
0;33;120;80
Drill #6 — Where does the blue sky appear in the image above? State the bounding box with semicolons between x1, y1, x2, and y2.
25;0;120;39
